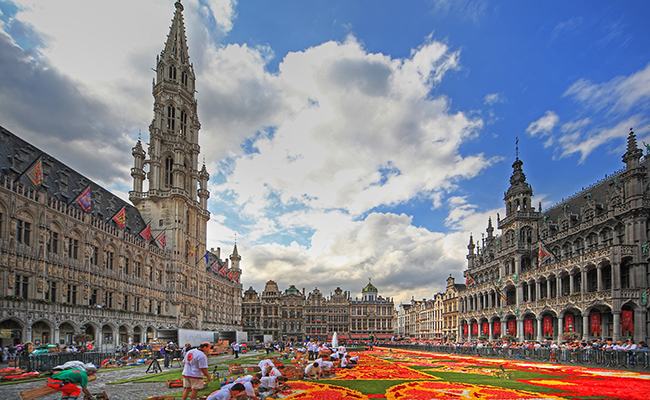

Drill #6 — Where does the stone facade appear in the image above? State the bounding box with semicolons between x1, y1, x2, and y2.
458;130;650;343
0;1;242;350
243;281;394;341
396;275;463;340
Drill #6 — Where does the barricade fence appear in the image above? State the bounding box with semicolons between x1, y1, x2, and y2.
17;351;114;372
381;344;649;370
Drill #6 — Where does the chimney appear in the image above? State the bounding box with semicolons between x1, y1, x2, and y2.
302;288;305;295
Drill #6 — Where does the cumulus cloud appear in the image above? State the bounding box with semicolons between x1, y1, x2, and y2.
526;110;559;137
1;0;496;303
526;63;650;162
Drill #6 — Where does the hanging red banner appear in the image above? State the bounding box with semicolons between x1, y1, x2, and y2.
507;320;516;336
543;317;553;336
564;315;575;332
493;321;501;335
472;323;479;335
590;313;601;335
525;319;534;335
622;310;634;334
482;322;489;335
463;324;468;335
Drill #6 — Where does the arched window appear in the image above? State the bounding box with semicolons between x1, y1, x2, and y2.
168;65;176;81
181;71;188;86
166;106;176;133
179;110;187;137
165;156;174;187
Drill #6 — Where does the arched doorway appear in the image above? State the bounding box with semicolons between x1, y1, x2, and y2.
119;326;128;345
133;326;142;344
59;322;75;346
0;319;24;347
146;327;155;343
32;321;52;345
102;325;114;349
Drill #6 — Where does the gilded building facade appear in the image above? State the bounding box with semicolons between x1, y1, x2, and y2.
458;131;650;343
0;1;242;349
243;281;394;342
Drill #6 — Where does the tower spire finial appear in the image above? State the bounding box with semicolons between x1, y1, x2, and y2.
515;137;519;160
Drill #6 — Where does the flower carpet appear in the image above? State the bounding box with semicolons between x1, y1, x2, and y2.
277;347;650;399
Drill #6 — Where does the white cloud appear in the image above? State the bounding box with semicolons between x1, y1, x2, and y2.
564;62;650;115
0;1;499;304
526;110;559;137
526;63;650;162
484;93;504;105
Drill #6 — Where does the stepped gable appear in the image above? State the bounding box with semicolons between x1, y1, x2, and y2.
0;125;146;233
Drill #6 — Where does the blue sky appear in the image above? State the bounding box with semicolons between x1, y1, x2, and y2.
1;0;649;304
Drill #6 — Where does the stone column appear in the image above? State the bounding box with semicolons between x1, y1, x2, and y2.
53;327;60;346
517;317;524;342
557;317;564;343
516;284;524;307
547;279;552;298
527;284;532;303
515;254;522;275
635;309;644;343
597;266;603;292
468;322;472;342
489;321;494;341
536;315;543;342
582;314;589;339
501;320;507;339
557;276;562;297
613;311;621;342
569;274;575;295
581;268;587;293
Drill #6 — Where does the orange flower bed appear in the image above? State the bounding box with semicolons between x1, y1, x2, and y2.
276;347;650;399
330;364;436;380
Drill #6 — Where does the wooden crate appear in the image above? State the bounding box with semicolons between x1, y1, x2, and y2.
166;379;184;388
246;366;261;372
228;365;245;375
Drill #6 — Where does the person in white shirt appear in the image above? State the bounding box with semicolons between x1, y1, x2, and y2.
259;376;288;397
235;373;261;383
269;365;284;377
304;362;322;379
182;342;212;400
349;355;359;364
258;359;275;376
206;382;245;400
340;355;354;369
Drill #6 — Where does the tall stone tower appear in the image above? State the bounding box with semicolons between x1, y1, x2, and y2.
130;0;210;267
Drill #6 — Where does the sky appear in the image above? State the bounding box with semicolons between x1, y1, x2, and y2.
1;0;650;306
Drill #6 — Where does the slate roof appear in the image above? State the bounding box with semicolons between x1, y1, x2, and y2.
0;125;146;234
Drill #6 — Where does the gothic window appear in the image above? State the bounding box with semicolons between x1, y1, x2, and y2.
134;258;142;278
166;105;176;133
505;230;515;246
600;228;613;246
48;229;59;254
44;281;57;302
67;235;79;259
616;224;625;244
574;238;584;254
106;247;115;270
621;261;631;289
165;156;174;187
67;284;78;305
16;218;31;246
168;65;176;81
560;219;569;231
181;70;188;86
14;274;29;299
179;110;187;137
124;255;131;275
90;241;100;266
520;226;533;244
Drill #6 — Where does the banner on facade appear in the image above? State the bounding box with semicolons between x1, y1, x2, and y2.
590;313;601;336
622;310;634;334
472;323;478;335
564;315;575;332
525;319;534;335
463;324;468;335
507;320;516;335
543;317;553;336
493;321;501;335
482;322;489;336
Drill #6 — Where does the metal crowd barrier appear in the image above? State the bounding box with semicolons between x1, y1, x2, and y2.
18;351;114;372
381;344;650;370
